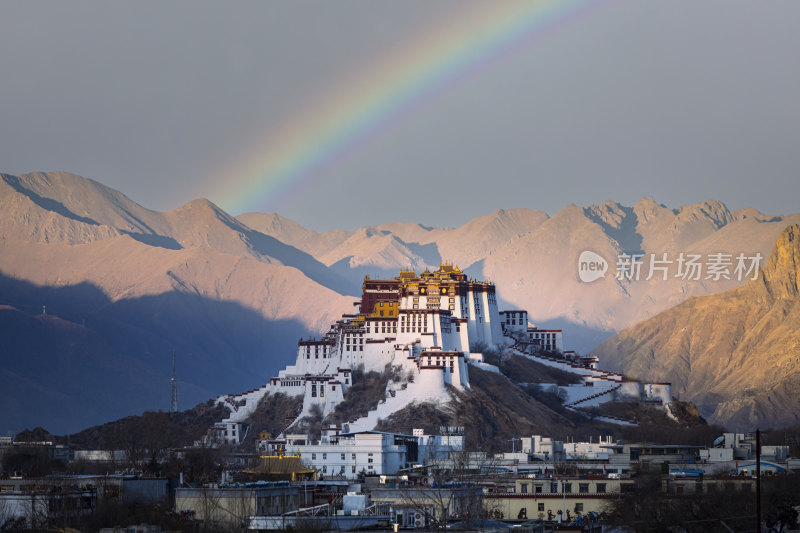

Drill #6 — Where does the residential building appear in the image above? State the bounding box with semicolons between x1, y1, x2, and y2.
175;484;300;530
371;485;484;528
287;429;464;480
0;485;96;529
485;477;628;522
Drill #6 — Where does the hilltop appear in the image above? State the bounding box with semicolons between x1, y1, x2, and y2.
2;170;796;432
594;224;800;429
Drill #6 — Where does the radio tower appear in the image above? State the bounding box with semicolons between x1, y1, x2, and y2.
170;350;178;414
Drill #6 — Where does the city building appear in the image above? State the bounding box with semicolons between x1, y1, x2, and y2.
285;429;464;480
370;485;485;528
485;477;628;522
175;484;301;530
0;484;96;529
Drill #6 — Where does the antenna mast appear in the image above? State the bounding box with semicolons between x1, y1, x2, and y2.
170;350;178;413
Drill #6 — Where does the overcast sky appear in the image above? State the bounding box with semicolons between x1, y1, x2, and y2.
1;0;799;231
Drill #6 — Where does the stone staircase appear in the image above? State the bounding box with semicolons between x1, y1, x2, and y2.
218;383;274;424
278;404;305;437
344;375;450;433
566;383;622;408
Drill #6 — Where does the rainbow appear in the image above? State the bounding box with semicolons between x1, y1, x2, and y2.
213;0;606;216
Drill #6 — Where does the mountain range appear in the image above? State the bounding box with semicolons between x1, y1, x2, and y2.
241;198;800;348
594;224;800;430
1;170;797;433
0;172;353;434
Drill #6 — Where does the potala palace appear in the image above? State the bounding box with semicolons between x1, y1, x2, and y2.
213;264;674;446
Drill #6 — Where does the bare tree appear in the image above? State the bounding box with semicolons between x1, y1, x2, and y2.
399;448;488;531
0;494;26;530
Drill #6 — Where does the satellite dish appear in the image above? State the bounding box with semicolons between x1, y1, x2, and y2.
713;436;724;447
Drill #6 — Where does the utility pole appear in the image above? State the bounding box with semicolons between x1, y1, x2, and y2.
756;429;761;533
170;350;178;414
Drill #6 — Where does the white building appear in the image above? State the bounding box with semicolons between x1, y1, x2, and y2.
699;432;790;463
207;421;249;446
563;436;614;461
525;328;564;353
212;263;673;443
213;264;515;441
520;435;615;462
521;435;565;462
286;429;464;480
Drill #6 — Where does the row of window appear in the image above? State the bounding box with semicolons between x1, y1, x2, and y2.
365;323;397;333
309;384;336;397
521;503;584;514
307;452;376;469
519;482;606;494
400;326;429;333
344;345;364;351
311;452;368;460
425;356;456;366
506;315;525;325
